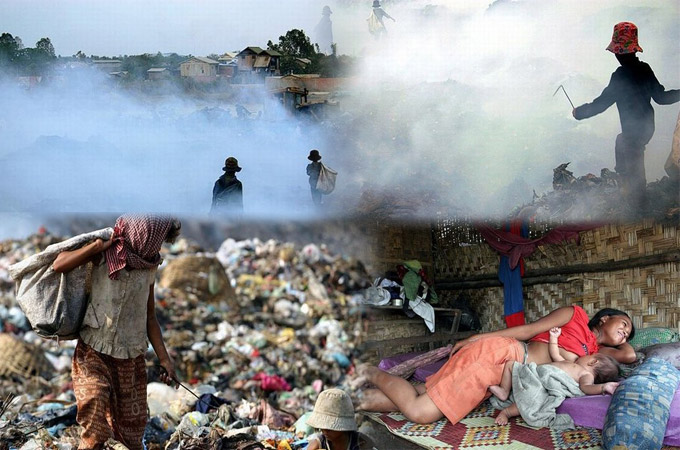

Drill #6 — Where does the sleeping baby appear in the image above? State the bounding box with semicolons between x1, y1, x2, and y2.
489;327;620;425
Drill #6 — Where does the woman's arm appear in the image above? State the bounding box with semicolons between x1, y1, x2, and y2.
598;341;636;364
52;238;111;273
451;307;575;354
146;282;178;388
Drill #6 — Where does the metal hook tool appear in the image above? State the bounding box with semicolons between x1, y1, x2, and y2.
156;365;222;411
553;84;575;109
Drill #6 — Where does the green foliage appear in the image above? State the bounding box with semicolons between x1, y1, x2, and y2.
0;33;56;75
267;29;322;75
35;37;56;58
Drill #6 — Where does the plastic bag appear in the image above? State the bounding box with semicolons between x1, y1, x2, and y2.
9;228;113;340
315;163;337;195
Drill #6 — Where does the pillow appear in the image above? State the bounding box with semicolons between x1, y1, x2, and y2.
628;327;680;350
602;357;680;450
618;351;645;378
640;342;680;370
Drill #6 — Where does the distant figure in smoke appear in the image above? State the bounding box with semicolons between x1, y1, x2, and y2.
307;149;324;206
572;22;679;210
211;157;243;216
367;0;395;40
314;5;334;55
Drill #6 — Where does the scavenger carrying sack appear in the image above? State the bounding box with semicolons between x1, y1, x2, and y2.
8;228;113;340
316;163;338;195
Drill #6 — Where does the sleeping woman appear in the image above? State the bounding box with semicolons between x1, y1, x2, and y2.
356;306;635;424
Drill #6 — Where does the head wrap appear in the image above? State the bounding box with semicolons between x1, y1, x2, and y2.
105;214;174;280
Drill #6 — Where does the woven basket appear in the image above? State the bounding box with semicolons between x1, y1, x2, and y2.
0;333;54;380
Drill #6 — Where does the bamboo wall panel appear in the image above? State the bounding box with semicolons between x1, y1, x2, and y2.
432;221;680;331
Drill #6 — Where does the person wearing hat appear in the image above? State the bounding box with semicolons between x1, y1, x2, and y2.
306;149;323;206
572;22;679;211
314;5;334;55
211;156;244;215
367;0;395;40
306;388;375;450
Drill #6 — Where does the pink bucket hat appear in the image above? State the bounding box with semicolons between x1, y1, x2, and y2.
606;22;643;54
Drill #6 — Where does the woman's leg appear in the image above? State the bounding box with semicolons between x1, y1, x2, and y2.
72;341;114;449
358;384;427;412
358;366;443;424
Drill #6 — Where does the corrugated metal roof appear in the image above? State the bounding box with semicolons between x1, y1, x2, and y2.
239;46;263;56
253;55;271;68
262;49;281;57
181;56;218;65
147;68;167;72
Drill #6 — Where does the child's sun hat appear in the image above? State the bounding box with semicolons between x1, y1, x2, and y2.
606;22;643;54
306;388;357;431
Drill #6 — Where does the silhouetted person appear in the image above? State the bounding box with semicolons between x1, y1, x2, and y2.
367;0;395;40
314;6;334;55
573;22;679;211
211;157;243;216
307;149;323;206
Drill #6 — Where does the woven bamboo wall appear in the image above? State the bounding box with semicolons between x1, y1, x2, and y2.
363;220;435;280
434;221;680;332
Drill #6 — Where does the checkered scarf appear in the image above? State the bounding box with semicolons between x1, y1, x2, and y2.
105;214;173;280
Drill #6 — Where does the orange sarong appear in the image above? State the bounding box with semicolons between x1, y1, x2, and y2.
425;336;524;424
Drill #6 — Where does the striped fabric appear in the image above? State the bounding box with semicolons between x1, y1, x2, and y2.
105;214;173;280
72;340;147;450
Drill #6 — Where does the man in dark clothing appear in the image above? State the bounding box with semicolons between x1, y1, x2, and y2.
573;22;680;210
211;157;243;216
306;149;323;206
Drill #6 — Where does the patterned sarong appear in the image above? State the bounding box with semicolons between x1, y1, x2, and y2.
72;340;147;450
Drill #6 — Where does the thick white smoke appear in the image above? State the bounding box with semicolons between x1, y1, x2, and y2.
0;0;678;225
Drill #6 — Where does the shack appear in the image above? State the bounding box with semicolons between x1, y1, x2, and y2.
264;74;340;120
179;56;218;82
358;218;680;449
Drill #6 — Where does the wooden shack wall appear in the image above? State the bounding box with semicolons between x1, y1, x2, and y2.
433;221;680;332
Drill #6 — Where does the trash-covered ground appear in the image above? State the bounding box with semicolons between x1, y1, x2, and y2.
0;228;373;449
512;162;680;222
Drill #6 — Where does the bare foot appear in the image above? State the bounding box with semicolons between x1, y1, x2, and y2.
488;385;508;401
356;388;382;411
495;410;509;425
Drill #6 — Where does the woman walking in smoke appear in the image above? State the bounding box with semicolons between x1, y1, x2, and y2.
572;22;679;211
52;215;181;450
355;306;635;425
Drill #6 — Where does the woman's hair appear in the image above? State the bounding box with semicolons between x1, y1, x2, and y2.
592;354;620;384
588;308;636;341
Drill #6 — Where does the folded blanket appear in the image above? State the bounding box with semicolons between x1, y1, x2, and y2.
490;362;584;429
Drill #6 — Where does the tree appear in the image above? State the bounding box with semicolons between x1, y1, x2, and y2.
35;37;56;58
0;33;20;65
267;29;321;74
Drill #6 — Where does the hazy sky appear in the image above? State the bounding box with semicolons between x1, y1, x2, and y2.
2;0;341;56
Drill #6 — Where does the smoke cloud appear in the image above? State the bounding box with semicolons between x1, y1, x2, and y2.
0;0;678;227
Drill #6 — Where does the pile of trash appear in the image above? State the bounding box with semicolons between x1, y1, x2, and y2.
514;162;679;222
0;229;373;449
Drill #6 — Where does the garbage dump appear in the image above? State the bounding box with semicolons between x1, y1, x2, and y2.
0;229;373;449
513;162;680;222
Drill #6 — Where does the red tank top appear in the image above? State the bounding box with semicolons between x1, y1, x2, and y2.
529;306;599;356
